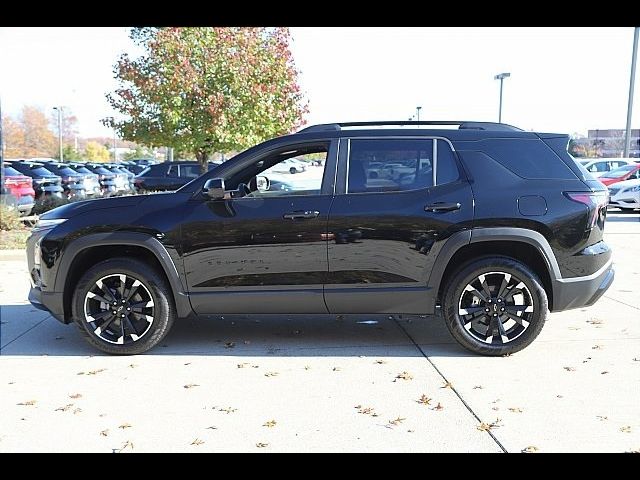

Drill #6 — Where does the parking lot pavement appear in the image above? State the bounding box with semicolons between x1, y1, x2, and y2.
1;211;639;452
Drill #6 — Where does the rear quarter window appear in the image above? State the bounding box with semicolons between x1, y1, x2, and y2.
481;139;575;179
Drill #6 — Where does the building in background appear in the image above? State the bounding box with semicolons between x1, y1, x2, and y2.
573;129;640;158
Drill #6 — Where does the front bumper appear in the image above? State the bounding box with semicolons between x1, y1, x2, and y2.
28;286;66;323
551;260;614;311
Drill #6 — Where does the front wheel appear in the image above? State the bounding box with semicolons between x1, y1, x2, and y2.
71;258;175;355
442;256;548;356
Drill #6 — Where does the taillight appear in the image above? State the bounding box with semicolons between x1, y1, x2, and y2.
5;178;17;186
564;191;608;228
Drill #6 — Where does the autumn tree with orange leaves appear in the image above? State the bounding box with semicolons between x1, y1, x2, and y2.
105;27;308;173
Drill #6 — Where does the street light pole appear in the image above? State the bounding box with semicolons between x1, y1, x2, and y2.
113;127;117;162
494;72;511;123
416;106;422;122
53;106;63;161
624;27;639;158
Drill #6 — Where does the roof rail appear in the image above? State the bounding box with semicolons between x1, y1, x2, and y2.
298;121;522;133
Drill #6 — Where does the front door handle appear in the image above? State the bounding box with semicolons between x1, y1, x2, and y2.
283;210;320;220
424;202;461;213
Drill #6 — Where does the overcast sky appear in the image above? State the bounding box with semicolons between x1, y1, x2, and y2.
1;27;638;138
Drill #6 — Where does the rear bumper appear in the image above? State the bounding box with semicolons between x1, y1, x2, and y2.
551;260;614;311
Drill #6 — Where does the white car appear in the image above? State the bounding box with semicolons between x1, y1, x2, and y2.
608;178;640;211
580;158;635;177
267;158;307;174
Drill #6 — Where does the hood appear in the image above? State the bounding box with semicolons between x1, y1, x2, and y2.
41;194;148;220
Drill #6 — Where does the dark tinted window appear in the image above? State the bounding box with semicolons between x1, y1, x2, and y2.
482;139;575;179
167;165;179;177
347;139;459;193
436;139;460;185
180;164;201;179
348;139;434;193
16;164;57;177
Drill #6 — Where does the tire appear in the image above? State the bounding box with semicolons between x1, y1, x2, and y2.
289;167;297;174
442;256;548;356
71;257;175;355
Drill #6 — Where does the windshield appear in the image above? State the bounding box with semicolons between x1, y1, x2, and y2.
601;164;637;178
2;166;24;176
26;166;58;177
136;166;151;177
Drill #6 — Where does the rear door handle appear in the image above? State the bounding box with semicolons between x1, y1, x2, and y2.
283;210;320;220
424;202;461;213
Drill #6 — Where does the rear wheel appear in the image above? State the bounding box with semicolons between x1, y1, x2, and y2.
289;167;297;174
442;256;548;356
71;258;175;355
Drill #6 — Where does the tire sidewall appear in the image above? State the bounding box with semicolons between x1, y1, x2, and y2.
71;258;174;355
443;256;548;356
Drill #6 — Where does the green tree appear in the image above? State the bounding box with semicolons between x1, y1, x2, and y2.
123;145;154;161
105;27;307;172
61;144;82;161
84;141;110;161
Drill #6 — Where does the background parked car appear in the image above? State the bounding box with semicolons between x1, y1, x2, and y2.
268;158;307;174
83;164;120;196
6;160;64;200
579;158;635;177
599;163;640;186
37;161;91;200
1;166;36;215
134;161;220;192
608;177;640;211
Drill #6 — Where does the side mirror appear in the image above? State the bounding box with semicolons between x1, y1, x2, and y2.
203;178;226;200
256;175;270;192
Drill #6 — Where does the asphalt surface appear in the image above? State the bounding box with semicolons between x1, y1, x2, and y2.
1;210;639;452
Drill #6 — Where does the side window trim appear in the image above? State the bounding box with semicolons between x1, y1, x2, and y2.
341;136;457;195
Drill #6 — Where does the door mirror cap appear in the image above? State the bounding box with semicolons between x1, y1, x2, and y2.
203;178;225;200
256;175;270;192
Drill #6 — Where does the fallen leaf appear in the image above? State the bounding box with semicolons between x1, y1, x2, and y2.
395;371;413;381
596;416;608;421
388;416;406;426
183;383;199;389
587;318;603;325
55;403;74;412
73;408;82;415
224;342;235;349
522;446;539;453
592;345;603;350
128;364;137;369
263;420;277;428
416;394;432;406
357;406;378;417
304;365;311;370
17;400;36;406
477;418;502;431
374;360;387;365
87;368;106;375
118;440;134;452
563;366;576;372
557;395;564;398
100;429;109;437
332;367;342;372
441;381;453;389
620;426;632;433
206;426;217;430
256;442;269;448
69;393;82;399
632;357;640;362
190;438;205;446
119;423;132;429
508;407;524;413
219;407;237;414
184;362;191;366
601;371;609;375
264;372;279;377
237;363;249;368
432;402;444;411
473;385;483;390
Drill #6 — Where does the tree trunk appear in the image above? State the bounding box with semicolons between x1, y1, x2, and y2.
195;151;209;174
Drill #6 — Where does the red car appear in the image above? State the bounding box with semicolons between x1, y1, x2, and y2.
599;163;640;186
1;166;36;216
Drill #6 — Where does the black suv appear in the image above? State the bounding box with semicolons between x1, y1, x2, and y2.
26;121;613;356
133;161;221;193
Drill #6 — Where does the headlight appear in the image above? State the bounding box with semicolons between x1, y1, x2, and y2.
34;218;67;231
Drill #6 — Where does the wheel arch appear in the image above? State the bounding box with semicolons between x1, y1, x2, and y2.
57;232;191;323
428;228;559;312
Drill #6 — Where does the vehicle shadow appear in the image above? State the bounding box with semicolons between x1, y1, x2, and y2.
0;303;467;357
